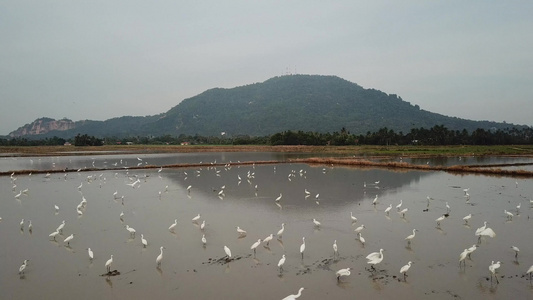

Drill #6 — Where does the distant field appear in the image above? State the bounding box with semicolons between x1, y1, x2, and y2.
1;144;533;157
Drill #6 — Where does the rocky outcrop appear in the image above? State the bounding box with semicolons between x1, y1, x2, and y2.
9;118;77;137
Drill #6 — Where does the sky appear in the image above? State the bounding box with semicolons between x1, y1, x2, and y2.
1;1;532;135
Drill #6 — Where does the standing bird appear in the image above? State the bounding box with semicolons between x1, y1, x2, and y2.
436;215;446;227
224;245;232;260
277;223;285;239
489;261;501;283
358;232;366;245
300;237;306;259
64;234;74;246
105;255;113;272
459;249;469;267
251;239;261;254
263;234;273;246
87;248;94;260
400;261;412;280
354;224;365;233
236;226;247;236
313;218;321;228
19;259;29;274
156;246;164;267
201;234;207;246
192;214;201;222
445;202;451;213
396;200;403;211
278;254;286;273
384;204;392;215
282;287;304;300
125;225;136;237
527;265;533;280
463;214;472;224
366;249;384;270
28;220;33;232
168;219;178;232
350;212;357;222
405;229;418;245
372;195;378;205
141;234;148;248
200;220;206;231
504;210;514;220
336;267;351;281
333;240;338;257
466;244;478;258
399;208;408;218
49;230;59;240
20;219;24;230
511;246;520;258
275;193;282;202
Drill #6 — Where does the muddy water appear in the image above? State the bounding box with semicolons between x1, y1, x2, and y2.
1;158;533;299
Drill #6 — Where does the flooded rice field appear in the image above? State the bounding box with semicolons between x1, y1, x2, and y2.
1;154;533;299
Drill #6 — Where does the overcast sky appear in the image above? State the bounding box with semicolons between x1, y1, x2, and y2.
1;1;532;135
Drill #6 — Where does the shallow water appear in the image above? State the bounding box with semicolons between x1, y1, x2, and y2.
1;156;533;299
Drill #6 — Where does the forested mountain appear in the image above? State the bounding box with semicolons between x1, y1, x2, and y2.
7;75;525;139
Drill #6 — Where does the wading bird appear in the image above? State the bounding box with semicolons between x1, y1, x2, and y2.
336;267;351;281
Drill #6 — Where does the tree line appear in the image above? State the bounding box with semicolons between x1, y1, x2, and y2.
0;125;531;146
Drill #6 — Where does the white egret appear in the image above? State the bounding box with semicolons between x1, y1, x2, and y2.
463;214;472;224
475;221;487;235
504;210;514;220
57;220;65;233
350;212;357;222
354;224;365;233
119;211;124;219
466;244;478;258
358;232;365;245
192;214;201;222
168;219;178;232
372;195;378;205
200;220;206;230
278;254;286;272
49;230;59;240
313;218;321;228
516;203;521;213
436;215;446;227
113;191;118;199
405;229;418;245
396;200;403;211
54;205;59;212
275;193;282;202
105;255;113;272
511;246;520;258
282;287;304;300
489;261;501;283
366;249;384;270
300;237;306;259
445;202;450;213
187;185;192;193
125;225;136;236
236;226;247;235
251;239;261;254
19;260;29;274
263;234;273;246
141;234;148;248
527;265;533;280
277;223;285;238
304;189;311;195
201;234;207;246
78;182;83;190
64;234;74;246
336;267;351;281
28;220;33;232
400;261;412;280
384;204;392;215
156;246;164;267
459;249;469;267
477;227;496;242
88;248;94;260
333;240;338;257
399;208;408;217
20;219;24;230
224;245;232;260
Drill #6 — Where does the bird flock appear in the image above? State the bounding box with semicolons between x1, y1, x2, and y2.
2;154;533;299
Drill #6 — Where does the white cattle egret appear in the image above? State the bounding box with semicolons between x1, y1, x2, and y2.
405;229;418;244
300;237;306;259
354;224;365;233
278;254;286;272
336;267;351;281
251;239;261;254
156;246;164;267
263;234;273;246
236;226;247;235
168;219;178;232
64;234;74;246
400;261;412;280
282;287;304;300
105;255;113;272
277;223;285;238
224;245;232;260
